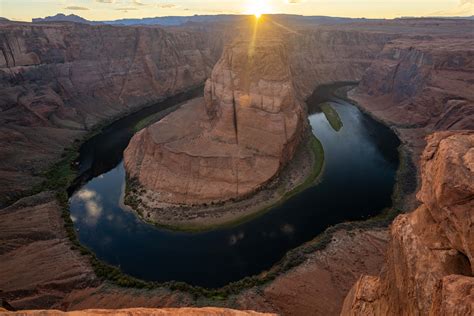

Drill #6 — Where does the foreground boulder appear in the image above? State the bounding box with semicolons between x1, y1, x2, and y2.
341;131;474;315
124;40;305;205
0;307;275;315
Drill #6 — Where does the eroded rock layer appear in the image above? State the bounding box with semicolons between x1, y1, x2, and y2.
351;37;474;156
0;307;274;316
341;131;474;316
124;40;305;205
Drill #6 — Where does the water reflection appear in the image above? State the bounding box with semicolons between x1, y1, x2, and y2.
229;232;245;246
280;223;295;235
73;189;103;226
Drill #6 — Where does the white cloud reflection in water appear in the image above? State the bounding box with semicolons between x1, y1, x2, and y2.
229;231;245;246
280;223;295;235
74;188;103;226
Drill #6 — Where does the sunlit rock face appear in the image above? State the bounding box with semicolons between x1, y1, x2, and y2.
204;39;303;162
341;131;474;316
124;40;306;205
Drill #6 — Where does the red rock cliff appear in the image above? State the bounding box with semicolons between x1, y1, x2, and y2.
341;131;474;316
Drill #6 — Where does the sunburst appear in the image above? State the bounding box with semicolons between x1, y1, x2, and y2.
245;0;272;19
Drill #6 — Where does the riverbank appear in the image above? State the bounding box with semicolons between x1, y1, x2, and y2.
334;84;419;211
123;130;325;232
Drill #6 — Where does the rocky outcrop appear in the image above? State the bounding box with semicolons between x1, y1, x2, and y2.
124;39;306;205
418;132;474;269
0;307;274;315
0;22;225;205
341;131;474;316
351;37;474;156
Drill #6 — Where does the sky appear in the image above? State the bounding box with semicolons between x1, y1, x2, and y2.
1;0;473;22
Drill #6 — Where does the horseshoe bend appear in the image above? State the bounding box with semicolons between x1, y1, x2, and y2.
123;39;310;227
0;10;473;316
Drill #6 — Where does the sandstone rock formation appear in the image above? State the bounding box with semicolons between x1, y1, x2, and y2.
287;28;396;99
124;39;305;205
351;37;474;157
0;307;274;316
0;22;225;205
341;131;474;315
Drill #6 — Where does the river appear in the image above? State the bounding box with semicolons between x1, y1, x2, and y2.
69;84;400;288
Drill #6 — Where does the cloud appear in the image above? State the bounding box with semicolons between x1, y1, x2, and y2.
76;189;97;200
65;6;90;11
280;223;295;235
85;199;102;218
229;232;245;246
285;0;306;4
429;0;473;16
74;188;103;226
116;7;139;11
158;4;177;9
96;0;148;5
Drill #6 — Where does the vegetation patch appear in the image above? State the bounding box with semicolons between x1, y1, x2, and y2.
320;102;343;131
283;135;324;198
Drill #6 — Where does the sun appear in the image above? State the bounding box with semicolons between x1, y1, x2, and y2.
245;1;272;19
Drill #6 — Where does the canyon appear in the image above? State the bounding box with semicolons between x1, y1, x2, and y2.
0;16;473;315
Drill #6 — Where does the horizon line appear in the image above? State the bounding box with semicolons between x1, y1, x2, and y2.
2;12;473;23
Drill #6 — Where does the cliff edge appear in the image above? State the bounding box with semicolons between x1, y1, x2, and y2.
341;131;474;315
